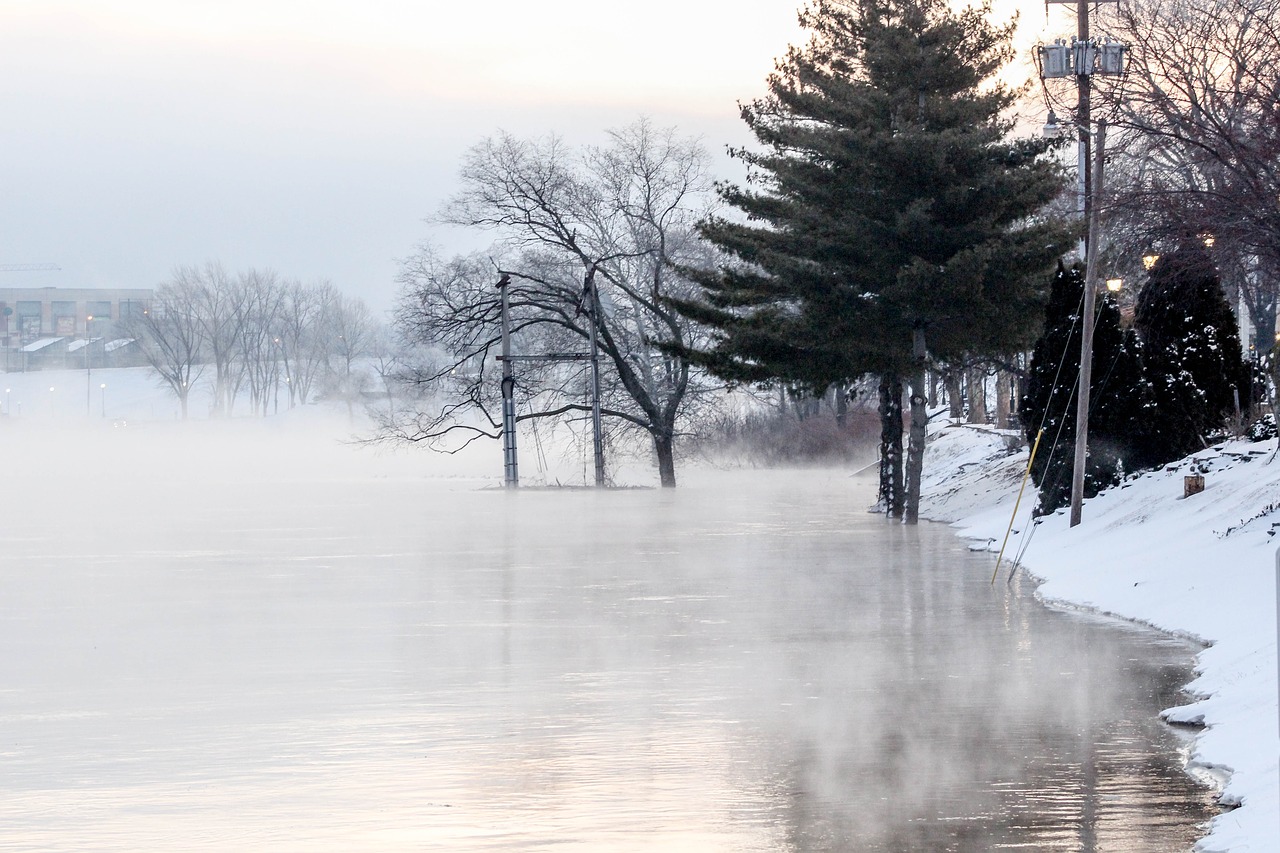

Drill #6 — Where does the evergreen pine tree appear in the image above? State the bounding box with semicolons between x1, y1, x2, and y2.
1023;262;1151;514
671;0;1070;520
1134;245;1250;465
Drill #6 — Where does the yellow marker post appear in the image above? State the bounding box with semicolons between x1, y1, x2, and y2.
992;429;1044;585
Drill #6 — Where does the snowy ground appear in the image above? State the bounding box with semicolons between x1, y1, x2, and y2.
919;422;1280;853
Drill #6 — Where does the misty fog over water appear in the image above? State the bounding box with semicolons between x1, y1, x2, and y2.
0;419;1215;850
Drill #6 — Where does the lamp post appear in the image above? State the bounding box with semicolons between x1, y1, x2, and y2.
100;383;106;418
85;314;94;417
273;337;282;414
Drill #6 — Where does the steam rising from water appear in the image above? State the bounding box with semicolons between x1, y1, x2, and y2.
0;405;1214;850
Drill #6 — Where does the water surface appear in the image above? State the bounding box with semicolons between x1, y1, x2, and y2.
0;440;1215;851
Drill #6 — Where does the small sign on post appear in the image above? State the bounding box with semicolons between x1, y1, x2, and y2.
1184;474;1205;497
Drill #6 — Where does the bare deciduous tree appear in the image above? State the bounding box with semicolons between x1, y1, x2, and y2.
387;119;719;486
276;280;335;407
178;262;251;417
119;279;206;418
234;269;285;416
324;291;376;417
126;265;376;418
1102;0;1280;369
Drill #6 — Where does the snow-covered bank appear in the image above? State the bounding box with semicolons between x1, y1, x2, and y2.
919;423;1279;853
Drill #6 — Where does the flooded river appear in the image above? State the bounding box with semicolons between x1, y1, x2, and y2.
0;437;1216;851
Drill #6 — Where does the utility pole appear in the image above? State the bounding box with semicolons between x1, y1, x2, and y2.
1038;1;1126;527
1070;121;1107;527
495;266;608;488
498;274;518;488
583;266;606;488
1075;0;1091;224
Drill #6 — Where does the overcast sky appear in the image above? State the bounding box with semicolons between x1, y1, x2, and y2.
0;1;1057;314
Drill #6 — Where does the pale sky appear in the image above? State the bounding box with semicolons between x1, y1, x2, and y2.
0;1;1061;313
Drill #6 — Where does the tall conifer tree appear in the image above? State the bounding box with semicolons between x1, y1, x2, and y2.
1022;262;1151;514
673;0;1069;521
1134;245;1251;464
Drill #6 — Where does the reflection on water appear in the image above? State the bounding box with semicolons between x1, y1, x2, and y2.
0;467;1215;850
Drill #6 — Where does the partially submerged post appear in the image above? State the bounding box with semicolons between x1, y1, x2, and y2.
498;274;518;488
495;266;607;488
583;266;605;488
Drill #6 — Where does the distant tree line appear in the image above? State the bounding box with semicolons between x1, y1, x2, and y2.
120;263;378;418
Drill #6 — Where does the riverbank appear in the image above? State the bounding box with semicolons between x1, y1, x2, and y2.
918;423;1279;853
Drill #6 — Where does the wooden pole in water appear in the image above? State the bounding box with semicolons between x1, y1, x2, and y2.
584;266;605;488
498;274;518;488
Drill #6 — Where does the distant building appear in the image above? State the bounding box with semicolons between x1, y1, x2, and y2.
0;286;153;372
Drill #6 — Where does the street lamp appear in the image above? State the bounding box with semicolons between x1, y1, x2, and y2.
1143;253;1160;271
1042;110;1063;139
1106;277;1123;292
100;383;106;418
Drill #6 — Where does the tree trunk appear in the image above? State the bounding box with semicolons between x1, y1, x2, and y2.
1268;315;1280;412
655;433;676;488
905;328;930;525
878;373;904;518
995;369;1012;429
966;365;987;424
945;368;964;420
834;383;848;428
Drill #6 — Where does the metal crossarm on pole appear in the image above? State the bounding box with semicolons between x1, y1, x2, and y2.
499;354;591;361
